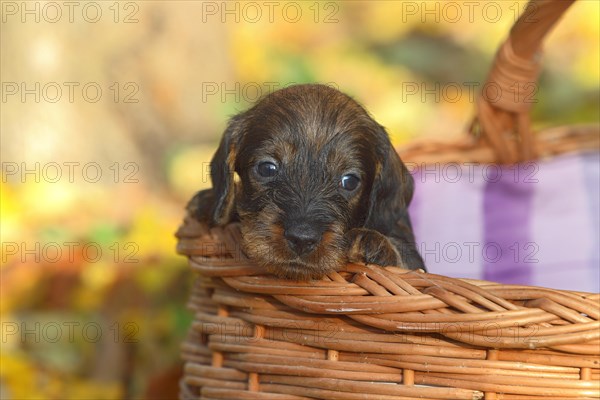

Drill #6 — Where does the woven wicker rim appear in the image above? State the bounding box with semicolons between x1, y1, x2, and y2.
177;219;600;399
178;220;600;354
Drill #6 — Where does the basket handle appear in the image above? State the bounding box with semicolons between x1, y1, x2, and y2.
471;0;576;164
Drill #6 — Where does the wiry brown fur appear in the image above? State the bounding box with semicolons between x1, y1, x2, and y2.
188;84;426;280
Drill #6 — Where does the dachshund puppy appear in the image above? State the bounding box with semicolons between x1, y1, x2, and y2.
189;83;425;280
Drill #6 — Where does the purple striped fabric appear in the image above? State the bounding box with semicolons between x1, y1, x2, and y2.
483;164;535;285
408;152;600;292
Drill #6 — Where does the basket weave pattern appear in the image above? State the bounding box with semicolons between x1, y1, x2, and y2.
177;218;600;399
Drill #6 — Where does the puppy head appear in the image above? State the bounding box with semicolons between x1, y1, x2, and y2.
209;84;413;279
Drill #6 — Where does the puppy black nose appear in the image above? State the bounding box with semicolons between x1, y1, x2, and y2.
285;223;321;256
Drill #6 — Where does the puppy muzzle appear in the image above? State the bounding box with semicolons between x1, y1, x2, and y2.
284;221;323;256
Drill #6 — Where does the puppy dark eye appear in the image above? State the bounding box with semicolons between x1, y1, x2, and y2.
340;174;360;191
257;161;278;178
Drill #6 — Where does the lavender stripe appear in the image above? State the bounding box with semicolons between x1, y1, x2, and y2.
410;166;486;279
532;259;599;292
582;152;600;292
483;164;535;284
530;153;598;291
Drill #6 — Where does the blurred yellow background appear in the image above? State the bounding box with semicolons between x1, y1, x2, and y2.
1;1;598;398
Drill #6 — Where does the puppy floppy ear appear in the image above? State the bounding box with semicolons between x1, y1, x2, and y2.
209;113;245;225
365;126;415;233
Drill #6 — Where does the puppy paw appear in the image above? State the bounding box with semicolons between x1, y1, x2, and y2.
186;189;215;223
345;228;402;267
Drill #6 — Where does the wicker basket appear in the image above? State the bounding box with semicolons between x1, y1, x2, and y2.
177;221;599;399
177;1;599;398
